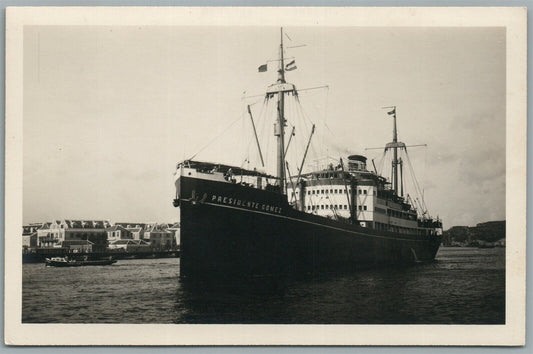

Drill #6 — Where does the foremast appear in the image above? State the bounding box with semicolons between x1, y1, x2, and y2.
276;28;287;194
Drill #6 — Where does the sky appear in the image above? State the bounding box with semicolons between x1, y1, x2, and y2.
22;26;505;227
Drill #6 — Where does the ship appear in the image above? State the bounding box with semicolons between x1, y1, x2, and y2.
173;28;442;280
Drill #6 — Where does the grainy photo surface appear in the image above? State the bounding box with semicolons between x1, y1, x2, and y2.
5;7;526;346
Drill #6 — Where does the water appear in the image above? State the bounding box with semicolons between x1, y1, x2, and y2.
22;247;505;324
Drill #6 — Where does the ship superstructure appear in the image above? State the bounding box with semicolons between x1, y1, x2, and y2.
287;110;441;237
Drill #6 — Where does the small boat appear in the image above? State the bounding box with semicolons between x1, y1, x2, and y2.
45;256;117;267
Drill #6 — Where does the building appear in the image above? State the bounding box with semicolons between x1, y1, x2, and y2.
167;222;181;246
36;221;64;247
62;220;110;253
22;223;41;248
141;222;159;241
149;231;176;250
108;239;151;252
63;240;94;253
114;223;151;240
105;225;133;243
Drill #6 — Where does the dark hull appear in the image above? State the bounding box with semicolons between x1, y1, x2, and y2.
178;176;441;279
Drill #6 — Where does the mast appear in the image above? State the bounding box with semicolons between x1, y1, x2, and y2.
399;157;403;197
276;27;287;194
392;108;398;195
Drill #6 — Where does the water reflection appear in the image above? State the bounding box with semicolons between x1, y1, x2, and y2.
174;248;505;324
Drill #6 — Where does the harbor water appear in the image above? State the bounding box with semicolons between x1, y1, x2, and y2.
22;247;505;324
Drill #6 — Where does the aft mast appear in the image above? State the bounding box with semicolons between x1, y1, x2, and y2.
384;106;404;196
392;107;399;195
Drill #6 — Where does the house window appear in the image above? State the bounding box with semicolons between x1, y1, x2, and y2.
344;205;347;210
364;190;367;195
363;205;367;211
308;191;311;195
321;205;324;210
358;206;362;210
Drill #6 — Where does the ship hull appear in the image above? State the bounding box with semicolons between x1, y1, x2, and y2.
177;176;441;279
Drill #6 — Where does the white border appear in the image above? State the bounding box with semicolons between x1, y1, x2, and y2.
4;6;527;346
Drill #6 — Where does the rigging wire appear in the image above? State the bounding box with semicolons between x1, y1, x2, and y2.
263;97;274;172
292;91;324;172
187;113;244;161
404;149;429;216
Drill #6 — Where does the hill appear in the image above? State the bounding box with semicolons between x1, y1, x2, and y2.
442;220;505;247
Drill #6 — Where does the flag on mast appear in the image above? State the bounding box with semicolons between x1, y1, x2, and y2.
285;60;297;71
258;64;267;72
387;108;396;116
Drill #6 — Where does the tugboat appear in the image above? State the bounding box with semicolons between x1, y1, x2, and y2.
173;28;442;280
45;256;117;267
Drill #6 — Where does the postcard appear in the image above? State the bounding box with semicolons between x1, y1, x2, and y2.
5;6;526;345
